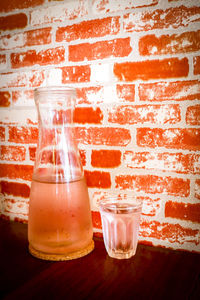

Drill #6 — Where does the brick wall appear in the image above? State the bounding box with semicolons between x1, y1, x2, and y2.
0;0;200;252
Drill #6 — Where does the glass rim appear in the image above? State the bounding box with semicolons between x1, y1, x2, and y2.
99;196;143;210
34;86;76;96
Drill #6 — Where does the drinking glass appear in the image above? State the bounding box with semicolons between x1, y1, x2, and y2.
99;196;142;259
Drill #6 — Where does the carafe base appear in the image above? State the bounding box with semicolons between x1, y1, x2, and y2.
29;240;94;261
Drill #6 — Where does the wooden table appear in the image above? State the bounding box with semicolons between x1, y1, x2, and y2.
0;219;199;299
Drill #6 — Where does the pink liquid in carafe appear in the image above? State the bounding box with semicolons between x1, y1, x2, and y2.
28;177;93;255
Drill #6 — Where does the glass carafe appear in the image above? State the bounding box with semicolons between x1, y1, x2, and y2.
28;86;94;261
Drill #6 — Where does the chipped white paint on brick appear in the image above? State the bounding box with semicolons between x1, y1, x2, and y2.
163;129;177;143
154;105;179;124
103;85;117;103
0;73;28;89
86;87;104;104
13;90;34;106
91;63;112;83
0;33;26;50
1;146;25;161
176;82;200;99
193;157;200;174
46;68;62;86
195;181;200;199
0;63;7;72
124;152;198;174
4;199;28;215
150;46;158;55
92;0;156;14
0;56;7;71
0;109;37;125
89;190;104;211
30;0;88;26
124;7;200;32
0;71;45;89
142;197;161;216
124;11;153;32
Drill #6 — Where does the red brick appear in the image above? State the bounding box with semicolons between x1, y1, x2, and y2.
0;108;36;126
11;47;65;68
39;149;69;165
139;240;154;247
116;84;135;102
0;213;28;224
92;0;158;13
137;128;200;151
139;80;200;101
51;109;73;126
0;70;45;89
75;127;131;146
114;58;189;81
194;56;200;75
140;220;199;245
123;151;200;175
0;127;5;141
62;65;90;83
39;148;85;170
91;150;121;168
0;0;44;12
69;38;132;62
93;232;103;238
186;105;200;125
0;164;33;181
1;146;26;162
108;104;181;125
0;91;11;107
139;30;200;56
195;180;200;200
29;145;86;166
73;107;103;124
91;211;101;229
12;90;34;105
76;86;103;104
84;170;111;188
9;126;38;144
14;216;28;224
115;174;190;197
29;71;45;87
165;201;200;223
0;181;30;198
0;28;52;50
0;54;7;70
0;13;28;31
138;196;161;217
1;29;49;50
124;6;200;32
56;16;120;42
3;198;28;216
79;149;86;167
29;146;36;161
30;1;88;26
0;214;10;221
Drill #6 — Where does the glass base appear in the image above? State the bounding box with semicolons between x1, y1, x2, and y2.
29;240;94;261
107;249;136;259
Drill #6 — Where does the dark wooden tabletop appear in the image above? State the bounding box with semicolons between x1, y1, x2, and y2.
0;218;199;300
